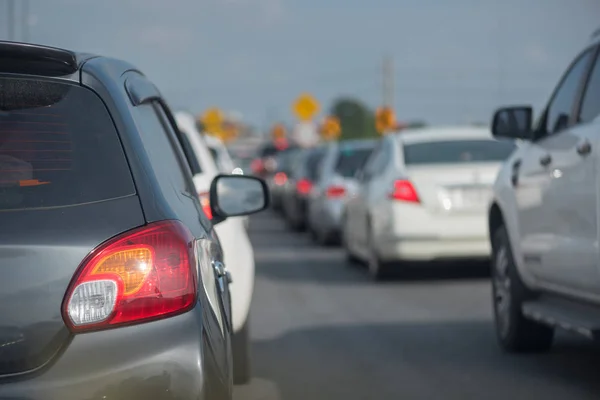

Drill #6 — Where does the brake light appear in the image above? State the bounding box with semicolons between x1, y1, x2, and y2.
326;185;346;198
250;159;264;174
389;179;420;203
62;220;197;332
296;178;313;195
199;192;212;220
274;172;287;186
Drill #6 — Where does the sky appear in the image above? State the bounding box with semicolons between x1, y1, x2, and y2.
1;0;599;130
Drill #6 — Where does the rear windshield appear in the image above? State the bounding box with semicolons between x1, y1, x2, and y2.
334;147;374;177
304;149;327;180
403;139;516;165
0;77;135;210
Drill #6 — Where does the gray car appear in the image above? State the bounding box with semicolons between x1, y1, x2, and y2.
307;139;376;245
281;146;328;231
0;41;268;400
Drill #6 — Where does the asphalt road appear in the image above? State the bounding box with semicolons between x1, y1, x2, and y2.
234;210;600;400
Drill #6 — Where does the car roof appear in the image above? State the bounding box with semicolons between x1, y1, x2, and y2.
203;134;224;148
174;111;198;135
0;41;142;85
393;126;494;145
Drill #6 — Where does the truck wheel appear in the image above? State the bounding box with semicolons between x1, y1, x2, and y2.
233;317;252;385
492;225;554;353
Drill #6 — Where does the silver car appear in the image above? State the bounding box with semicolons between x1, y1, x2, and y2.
307;139;376;245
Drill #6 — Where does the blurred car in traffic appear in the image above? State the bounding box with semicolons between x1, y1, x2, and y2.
175;111;259;384
281;146;328;231
343;126;517;280
267;146;302;212
0;41;269;400
250;140;295;178
488;32;600;353
202;134;250;229
307;139;376;245
204;134;237;174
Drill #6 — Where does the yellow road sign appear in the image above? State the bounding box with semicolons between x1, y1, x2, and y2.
293;93;320;122
320;116;341;140
271;123;286;139
375;106;396;134
202;108;224;130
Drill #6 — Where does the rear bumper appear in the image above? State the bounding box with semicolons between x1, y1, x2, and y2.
0;308;210;400
377;236;491;262
319;199;345;233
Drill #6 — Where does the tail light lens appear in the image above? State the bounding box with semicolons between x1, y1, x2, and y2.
296;178;313;195
389;179;420;203
62;220;197;332
250;159;264;174
326;185;346;198
198;192;213;220
274;172;287;186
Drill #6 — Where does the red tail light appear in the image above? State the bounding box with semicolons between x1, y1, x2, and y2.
274;172;287;186
250;159;264;174
199;192;213;220
62;220;197;332
389;179;420;203
296;178;313;195
326;185;346;198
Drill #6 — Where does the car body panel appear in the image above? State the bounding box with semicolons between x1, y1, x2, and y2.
345;128;514;263
175;112;255;333
0;43;233;399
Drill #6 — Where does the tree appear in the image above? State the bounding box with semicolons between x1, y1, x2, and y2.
330;97;378;141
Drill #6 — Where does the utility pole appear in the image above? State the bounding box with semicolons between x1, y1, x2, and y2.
382;55;394;108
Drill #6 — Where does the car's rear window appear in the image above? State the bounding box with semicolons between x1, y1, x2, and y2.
0;77;135;210
334;147;374;177
304;149;327;180
403;139;516;165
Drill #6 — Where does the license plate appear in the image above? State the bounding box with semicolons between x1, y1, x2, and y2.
439;186;491;210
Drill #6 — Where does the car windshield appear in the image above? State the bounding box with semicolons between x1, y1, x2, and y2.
402;139;517;165
334;146;375;178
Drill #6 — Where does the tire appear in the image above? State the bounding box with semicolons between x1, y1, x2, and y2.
342;216;361;266
367;232;390;281
232;316;252;385
491;225;554;353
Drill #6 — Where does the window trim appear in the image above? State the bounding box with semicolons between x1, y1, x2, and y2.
576;44;600;124
535;45;597;141
151;101;197;197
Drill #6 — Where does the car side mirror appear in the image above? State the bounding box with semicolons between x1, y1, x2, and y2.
209;174;270;225
491;106;533;140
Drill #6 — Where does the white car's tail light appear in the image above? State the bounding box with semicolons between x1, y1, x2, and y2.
62;220;197;333
325;185;346;198
199;191;213;219
388;179;420;203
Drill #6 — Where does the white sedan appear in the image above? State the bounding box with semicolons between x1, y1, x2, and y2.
342;126;517;280
175;111;255;384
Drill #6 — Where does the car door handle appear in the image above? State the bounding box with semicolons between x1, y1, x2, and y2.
539;154;552;167
212;260;232;283
576;140;592;156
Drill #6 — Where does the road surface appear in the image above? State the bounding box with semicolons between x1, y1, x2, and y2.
234;211;600;400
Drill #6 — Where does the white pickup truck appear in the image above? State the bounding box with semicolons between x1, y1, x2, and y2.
488;30;600;352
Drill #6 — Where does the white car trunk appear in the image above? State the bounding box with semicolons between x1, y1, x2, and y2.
406;162;501;214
